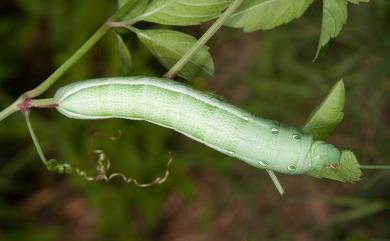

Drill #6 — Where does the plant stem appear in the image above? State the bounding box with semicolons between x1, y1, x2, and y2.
0;1;137;122
24;111;49;167
23;23;110;98
164;0;244;79
31;98;57;108
0;100;19;122
24;0;137;99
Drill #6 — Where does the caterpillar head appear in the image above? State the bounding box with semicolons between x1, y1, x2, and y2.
309;141;341;171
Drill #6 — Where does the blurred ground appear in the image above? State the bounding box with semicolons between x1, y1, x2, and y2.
0;1;389;241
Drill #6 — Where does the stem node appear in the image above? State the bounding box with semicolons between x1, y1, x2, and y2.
16;98;32;113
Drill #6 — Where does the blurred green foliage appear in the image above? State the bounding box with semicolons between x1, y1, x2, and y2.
0;1;389;241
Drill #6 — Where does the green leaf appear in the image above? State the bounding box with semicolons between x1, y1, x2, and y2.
303;80;345;140
135;29;214;79
307;150;362;182
315;0;348;59
136;0;232;26
116;34;132;74
225;0;313;32
118;0;134;8
118;0;150;21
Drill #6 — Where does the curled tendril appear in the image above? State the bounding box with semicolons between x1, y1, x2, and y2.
92;150;173;187
24;111;173;187
47;159;73;174
46;151;173;187
46;159;95;181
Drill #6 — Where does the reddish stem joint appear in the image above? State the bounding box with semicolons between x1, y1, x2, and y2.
17;98;32;113
17;98;58;112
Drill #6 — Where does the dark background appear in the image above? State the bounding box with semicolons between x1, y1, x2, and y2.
0;1;389;241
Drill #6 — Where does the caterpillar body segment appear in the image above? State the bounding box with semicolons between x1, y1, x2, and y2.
54;77;340;175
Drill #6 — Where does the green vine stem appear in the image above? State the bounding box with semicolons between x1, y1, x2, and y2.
0;101;19;122
24;111;50;167
23;24;110;99
23;0;137;99
0;0;136;122
30;98;57;108
164;0;244;79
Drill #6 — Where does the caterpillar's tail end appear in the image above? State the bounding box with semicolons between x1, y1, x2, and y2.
307;150;361;182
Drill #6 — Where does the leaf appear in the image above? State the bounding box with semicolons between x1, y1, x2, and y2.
118;0;134;8
225;0;313;32
135;29;214;80
315;0;348;59
116;34;132;74
118;0;150;21
307;150;362;182
303;80;345;140
136;0;232;26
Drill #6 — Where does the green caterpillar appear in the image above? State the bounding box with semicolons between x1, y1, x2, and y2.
54;77;357;179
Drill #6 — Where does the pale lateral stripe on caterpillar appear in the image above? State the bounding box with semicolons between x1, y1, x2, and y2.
54;77;340;175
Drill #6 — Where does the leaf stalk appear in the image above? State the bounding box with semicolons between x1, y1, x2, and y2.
164;0;244;79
